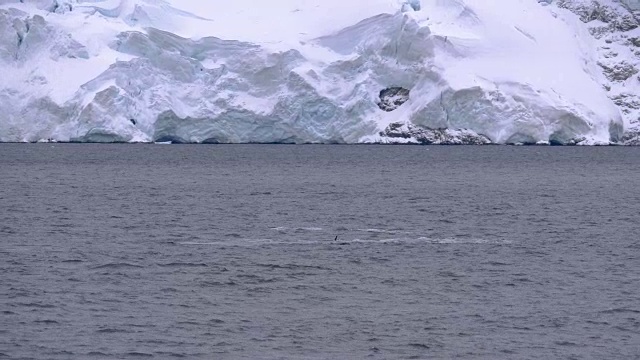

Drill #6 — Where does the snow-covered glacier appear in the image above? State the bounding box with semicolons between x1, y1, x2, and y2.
0;0;637;144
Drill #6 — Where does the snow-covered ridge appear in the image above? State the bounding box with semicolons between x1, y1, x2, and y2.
549;0;640;144
0;0;634;144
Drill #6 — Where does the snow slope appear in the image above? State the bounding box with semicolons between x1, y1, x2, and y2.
548;0;640;144
0;0;631;144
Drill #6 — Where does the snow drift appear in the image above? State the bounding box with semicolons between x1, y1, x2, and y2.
0;0;632;144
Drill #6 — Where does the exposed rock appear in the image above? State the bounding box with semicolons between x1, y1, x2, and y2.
555;1;640;140
598;60;639;81
558;0;639;31
612;92;640;108
377;87;410;112
622;130;640;144
379;122;492;145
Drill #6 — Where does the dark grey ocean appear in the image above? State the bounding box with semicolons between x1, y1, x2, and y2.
1;144;639;359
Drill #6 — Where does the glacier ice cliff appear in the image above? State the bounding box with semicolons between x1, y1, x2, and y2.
0;0;635;144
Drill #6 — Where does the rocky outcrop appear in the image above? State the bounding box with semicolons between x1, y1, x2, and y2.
379;122;492;145
554;0;640;144
557;0;639;33
377;87;410;112
599;60;639;81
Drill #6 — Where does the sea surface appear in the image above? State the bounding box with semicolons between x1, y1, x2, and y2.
1;144;639;359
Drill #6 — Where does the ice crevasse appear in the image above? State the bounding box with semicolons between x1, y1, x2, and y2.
0;0;626;144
